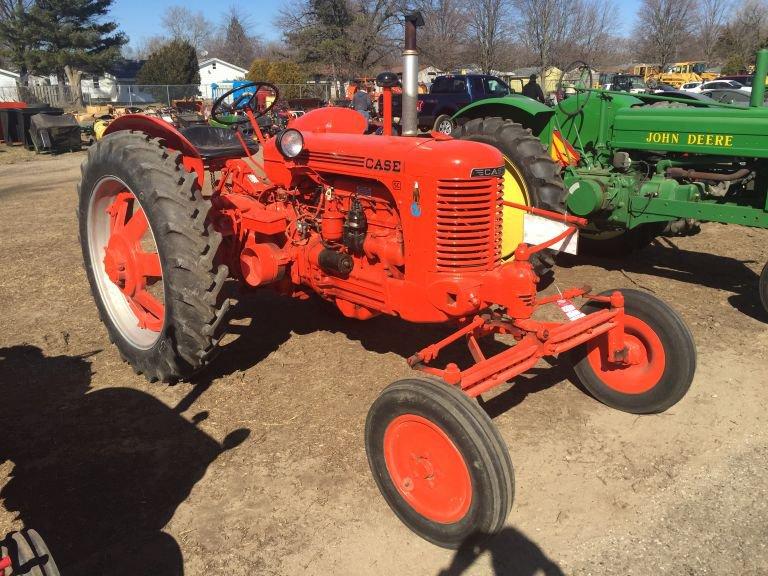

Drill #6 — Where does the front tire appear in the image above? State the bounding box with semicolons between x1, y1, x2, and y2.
365;378;514;549
78;130;232;382
568;289;696;414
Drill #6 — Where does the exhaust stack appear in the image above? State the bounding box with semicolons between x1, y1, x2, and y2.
402;12;425;136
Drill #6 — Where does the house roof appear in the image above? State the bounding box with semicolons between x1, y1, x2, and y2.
109;60;145;80
0;68;20;79
198;58;247;75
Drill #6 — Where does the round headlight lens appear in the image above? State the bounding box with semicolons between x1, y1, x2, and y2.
278;129;304;158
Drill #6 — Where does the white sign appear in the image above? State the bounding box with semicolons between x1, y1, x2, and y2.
522;213;579;255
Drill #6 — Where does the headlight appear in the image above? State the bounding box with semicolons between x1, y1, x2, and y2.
277;129;304;158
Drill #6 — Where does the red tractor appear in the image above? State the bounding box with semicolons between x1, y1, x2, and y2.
77;23;696;547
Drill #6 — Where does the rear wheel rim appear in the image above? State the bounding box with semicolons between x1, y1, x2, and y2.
501;157;531;258
586;315;666;394
383;414;472;524
87;176;165;349
437;119;453;134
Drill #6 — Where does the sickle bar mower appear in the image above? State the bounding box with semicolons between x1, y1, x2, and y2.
76;14;696;548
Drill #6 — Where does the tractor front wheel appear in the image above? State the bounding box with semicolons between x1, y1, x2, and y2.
568;289;696;414
365;378;514;549
78;131;232;382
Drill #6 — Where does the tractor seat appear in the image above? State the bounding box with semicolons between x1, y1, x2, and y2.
180;125;259;161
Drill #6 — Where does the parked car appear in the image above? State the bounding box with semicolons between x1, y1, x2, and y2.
685;80;750;93
680;81;703;92
718;74;755;87
647;90;716;103
600;73;648;93
700;88;767;106
387;74;513;134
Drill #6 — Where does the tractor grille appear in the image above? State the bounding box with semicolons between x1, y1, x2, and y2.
435;177;502;272
304;150;365;168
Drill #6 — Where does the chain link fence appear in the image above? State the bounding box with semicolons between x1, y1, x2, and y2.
0;82;335;108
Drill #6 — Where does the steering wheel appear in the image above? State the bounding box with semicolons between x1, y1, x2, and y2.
557;61;593;117
210;82;280;126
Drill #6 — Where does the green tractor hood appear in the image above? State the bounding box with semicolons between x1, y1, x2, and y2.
612;105;768;157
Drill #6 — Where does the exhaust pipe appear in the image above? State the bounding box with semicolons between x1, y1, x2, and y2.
402;12;425;136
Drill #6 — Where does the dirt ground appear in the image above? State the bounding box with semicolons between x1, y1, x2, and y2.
0;149;766;576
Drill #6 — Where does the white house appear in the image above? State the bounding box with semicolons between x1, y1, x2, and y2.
198;58;247;99
0;69;20;101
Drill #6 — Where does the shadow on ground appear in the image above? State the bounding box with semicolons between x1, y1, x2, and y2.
0;345;250;575
437;527;564;576
557;237;767;322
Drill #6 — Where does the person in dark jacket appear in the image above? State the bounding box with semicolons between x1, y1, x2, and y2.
522;74;546;103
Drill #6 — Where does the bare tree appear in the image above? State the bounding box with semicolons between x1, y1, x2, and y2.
636;0;696;70
161;6;213;54
467;0;509;72
514;0;570;75
567;0;619;67
411;0;469;71
695;0;730;63
716;0;768;69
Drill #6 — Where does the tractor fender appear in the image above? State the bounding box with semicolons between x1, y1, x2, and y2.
452;96;555;136
103;115;205;185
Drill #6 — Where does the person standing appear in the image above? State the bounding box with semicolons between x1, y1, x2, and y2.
352;87;372;124
522;74;546;104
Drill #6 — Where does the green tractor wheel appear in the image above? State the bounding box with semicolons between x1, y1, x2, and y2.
579;223;668;257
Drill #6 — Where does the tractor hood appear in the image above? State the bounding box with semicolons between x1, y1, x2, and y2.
264;130;504;188
611;104;768;157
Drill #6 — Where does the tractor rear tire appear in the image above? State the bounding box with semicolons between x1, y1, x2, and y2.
78;130;232;383
365;378;514;549
454;117;567;274
568;289;696;414
759;261;768;316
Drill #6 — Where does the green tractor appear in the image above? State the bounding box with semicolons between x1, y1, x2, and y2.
452;51;768;315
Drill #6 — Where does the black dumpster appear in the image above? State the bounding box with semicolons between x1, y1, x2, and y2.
29;112;81;153
2;105;63;147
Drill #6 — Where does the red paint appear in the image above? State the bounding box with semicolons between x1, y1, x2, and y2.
586;314;666;394
383;414;472;523
104;190;164;331
102;106;662;420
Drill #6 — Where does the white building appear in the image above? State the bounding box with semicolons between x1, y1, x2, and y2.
198;58;247;99
0;69;20;101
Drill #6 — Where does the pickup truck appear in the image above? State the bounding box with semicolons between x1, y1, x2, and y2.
386;74;512;134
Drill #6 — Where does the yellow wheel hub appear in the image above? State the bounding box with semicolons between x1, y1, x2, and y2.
501;156;531;258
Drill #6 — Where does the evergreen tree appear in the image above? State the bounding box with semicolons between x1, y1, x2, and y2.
137;39;201;99
0;0;34;83
220;13;256;69
25;0;126;105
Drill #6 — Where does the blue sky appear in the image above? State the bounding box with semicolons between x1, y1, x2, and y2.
113;0;642;51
